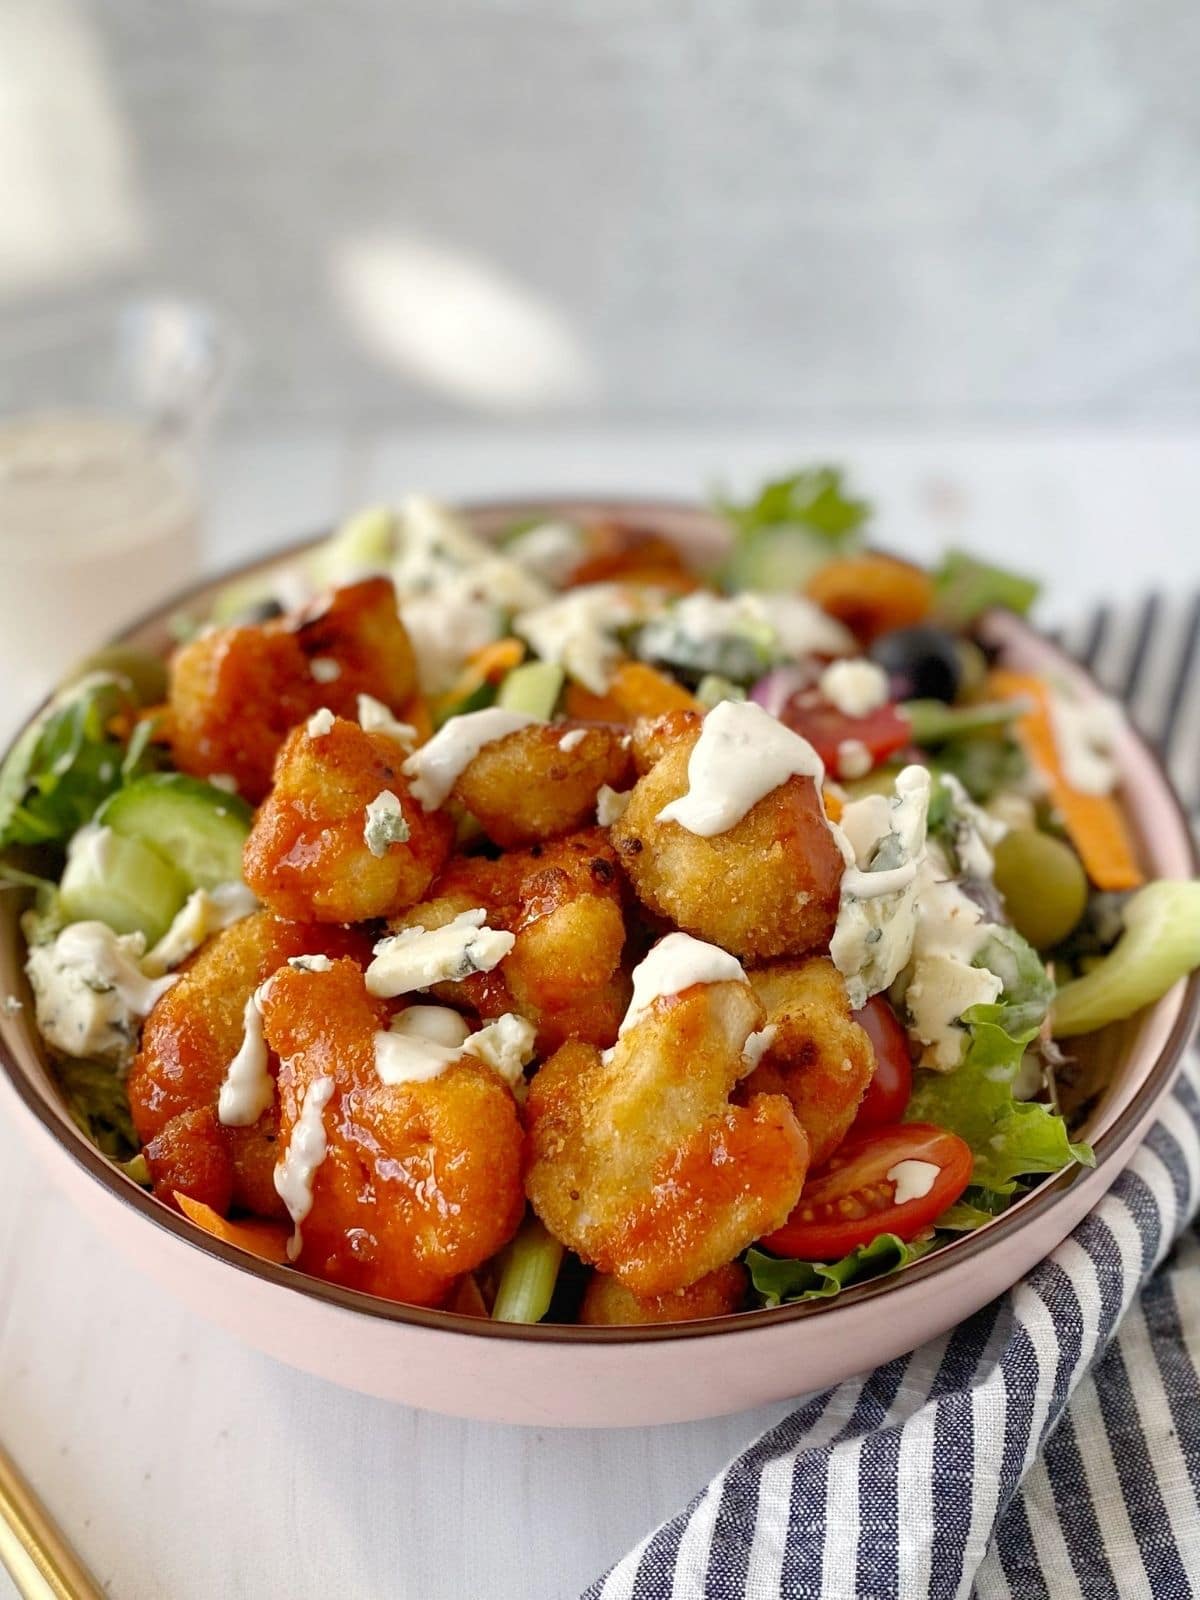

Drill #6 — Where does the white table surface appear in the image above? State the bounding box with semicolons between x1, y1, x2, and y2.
2;424;1200;1600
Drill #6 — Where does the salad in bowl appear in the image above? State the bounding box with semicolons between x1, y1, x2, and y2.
3;468;1198;1332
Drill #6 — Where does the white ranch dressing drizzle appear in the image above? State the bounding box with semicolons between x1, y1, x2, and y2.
274;1076;335;1260
217;989;275;1127
1047;681;1123;796
887;1158;940;1205
357;693;417;748
596;785;630;827
402;708;538;810
619;932;748;1036
655;700;826;837
372;1004;536;1091
557;728;586;753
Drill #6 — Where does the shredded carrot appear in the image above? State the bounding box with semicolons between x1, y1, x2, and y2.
987;668;1144;891
822;787;845;824
431;638;527;724
175;1192;291;1264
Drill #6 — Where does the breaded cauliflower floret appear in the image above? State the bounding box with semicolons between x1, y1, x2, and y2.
243;717;453;923
391;830;629;1052
739;957;875;1168
128;912;368;1216
579;1262;748;1325
169;578;417;800
612;712;843;962
452;722;632;848
258;959;524;1306
525;978;809;1295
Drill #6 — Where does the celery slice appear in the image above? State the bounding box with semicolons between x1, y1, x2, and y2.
491;1217;564;1323
495;661;565;720
1052;881;1200;1037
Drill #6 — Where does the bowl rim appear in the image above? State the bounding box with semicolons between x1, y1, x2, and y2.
3;494;1198;1346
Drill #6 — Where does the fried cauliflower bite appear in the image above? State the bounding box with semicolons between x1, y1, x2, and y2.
168;577;417;801
390;831;630;1052
579;1261;748;1325
451;723;632;848
242;717;453;923
257;959;524;1306
525;979;809;1295
611;712;843;963
128;912;368;1216
739;957;875;1169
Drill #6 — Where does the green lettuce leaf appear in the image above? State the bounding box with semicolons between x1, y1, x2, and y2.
0;676;159;850
716;466;871;546
746;1232;933;1307
933;549;1039;623
56;1057;138;1161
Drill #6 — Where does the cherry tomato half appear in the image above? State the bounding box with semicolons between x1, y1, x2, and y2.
760;1123;972;1260
852;995;914;1130
777;691;912;772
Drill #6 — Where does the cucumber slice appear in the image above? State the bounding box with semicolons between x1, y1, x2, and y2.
97;773;253;892
59;826;188;943
495;660;565;719
1052;881;1200;1037
308;505;396;589
722;525;832;594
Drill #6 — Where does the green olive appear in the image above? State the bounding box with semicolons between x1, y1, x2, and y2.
993;828;1088;951
63;645;169;707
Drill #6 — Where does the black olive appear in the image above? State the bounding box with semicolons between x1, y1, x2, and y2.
869;624;963;703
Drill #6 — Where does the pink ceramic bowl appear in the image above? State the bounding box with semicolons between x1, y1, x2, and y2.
1;499;1197;1428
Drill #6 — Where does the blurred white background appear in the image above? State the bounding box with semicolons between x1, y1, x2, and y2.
3;0;1199;427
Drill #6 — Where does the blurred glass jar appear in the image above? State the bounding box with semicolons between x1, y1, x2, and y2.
0;299;232;704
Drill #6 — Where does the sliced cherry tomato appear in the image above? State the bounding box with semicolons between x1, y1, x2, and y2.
760;1123;972;1260
852;995;914;1130
777;690;912;772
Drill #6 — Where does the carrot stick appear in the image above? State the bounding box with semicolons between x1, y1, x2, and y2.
987;669;1144;891
175;1192;291;1264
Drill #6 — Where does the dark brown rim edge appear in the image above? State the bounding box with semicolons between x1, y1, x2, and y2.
2;497;1198;1347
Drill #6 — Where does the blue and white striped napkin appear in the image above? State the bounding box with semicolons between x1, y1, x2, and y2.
584;594;1200;1600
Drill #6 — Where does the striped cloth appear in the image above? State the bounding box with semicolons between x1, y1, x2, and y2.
584;594;1200;1600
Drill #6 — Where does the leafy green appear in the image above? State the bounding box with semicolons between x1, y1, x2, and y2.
935;1186;1015;1232
0;676;159;850
746;1232;933;1307
932;735;1028;801
934;550;1040;623
56;1057;138;1161
717;466;871;545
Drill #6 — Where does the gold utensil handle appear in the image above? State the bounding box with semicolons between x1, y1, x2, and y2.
0;1440;105;1600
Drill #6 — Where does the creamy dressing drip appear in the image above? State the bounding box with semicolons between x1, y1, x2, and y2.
656;700;826;837
357;693;417;747
402;709;538;810
217;990;275;1126
372;1004;536;1090
274;1076;335;1261
887;1159;940;1205
557;728;586;753
619;932;748;1036
596;785;630;827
